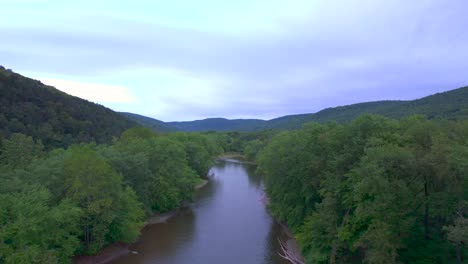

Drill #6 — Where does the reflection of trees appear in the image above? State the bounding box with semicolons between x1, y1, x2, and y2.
194;174;220;202
114;208;197;263
245;164;263;188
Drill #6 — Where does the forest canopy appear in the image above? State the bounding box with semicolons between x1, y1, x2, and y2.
256;115;468;263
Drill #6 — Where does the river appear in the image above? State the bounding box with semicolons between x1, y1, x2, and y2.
110;158;291;264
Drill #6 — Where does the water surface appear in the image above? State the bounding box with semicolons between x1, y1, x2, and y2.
111;159;290;264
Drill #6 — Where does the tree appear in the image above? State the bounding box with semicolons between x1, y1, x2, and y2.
106;187;145;243
0;133;43;168
63;145;140;254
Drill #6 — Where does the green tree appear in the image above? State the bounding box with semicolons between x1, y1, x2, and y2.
63;145;142;254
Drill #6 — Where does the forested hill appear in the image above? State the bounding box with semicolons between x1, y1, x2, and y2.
130;86;468;132
0;66;138;148
266;85;468;129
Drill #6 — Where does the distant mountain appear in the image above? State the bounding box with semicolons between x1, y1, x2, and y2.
128;86;468;132
167;118;267;132
0;66;138;148
265;86;468;130
120;112;175;132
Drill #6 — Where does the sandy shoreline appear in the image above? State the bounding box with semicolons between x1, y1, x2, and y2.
217;154;257;165
195;179;209;189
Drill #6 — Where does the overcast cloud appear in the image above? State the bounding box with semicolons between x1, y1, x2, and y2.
1;0;467;121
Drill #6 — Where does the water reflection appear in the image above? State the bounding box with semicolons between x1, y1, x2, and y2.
111;159;289;264
245;164;262;188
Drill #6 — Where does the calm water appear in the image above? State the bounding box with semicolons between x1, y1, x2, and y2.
111;159;290;264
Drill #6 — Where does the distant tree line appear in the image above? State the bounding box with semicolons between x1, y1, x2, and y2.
0;127;223;263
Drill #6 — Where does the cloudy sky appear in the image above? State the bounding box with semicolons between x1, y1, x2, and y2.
1;0;467;121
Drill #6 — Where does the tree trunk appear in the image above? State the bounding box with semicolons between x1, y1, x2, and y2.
330;208;351;264
278;238;304;264
84;224;90;251
424;176;430;239
456;242;462;264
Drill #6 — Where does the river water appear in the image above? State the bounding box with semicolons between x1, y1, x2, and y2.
111;159;290;264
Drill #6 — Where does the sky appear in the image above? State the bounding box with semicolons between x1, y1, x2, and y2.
1;0;467;121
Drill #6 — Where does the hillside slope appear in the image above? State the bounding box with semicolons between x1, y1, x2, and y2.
120;112;175;132
0;66;138;148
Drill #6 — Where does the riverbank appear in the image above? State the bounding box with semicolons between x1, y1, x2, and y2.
195;179;209;189
218;152;246;160
261;192;304;263
218;153;257;165
74;209;184;264
277;222;305;264
74;177;210;264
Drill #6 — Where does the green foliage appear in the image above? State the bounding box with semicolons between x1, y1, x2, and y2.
106;187;145;243
243;139;264;160
101;129;214;213
167;132;220;176
146;137;199;211
119;127;157;142
258;115;468;263
0;184;82;263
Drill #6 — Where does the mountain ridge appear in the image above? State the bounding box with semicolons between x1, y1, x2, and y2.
124;86;468;132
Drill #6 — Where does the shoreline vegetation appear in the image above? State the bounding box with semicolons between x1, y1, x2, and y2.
0;127;227;263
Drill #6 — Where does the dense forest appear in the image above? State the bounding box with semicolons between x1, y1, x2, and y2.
254;115;467;263
0;127;224;263
0;67;138;149
126;86;468;132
